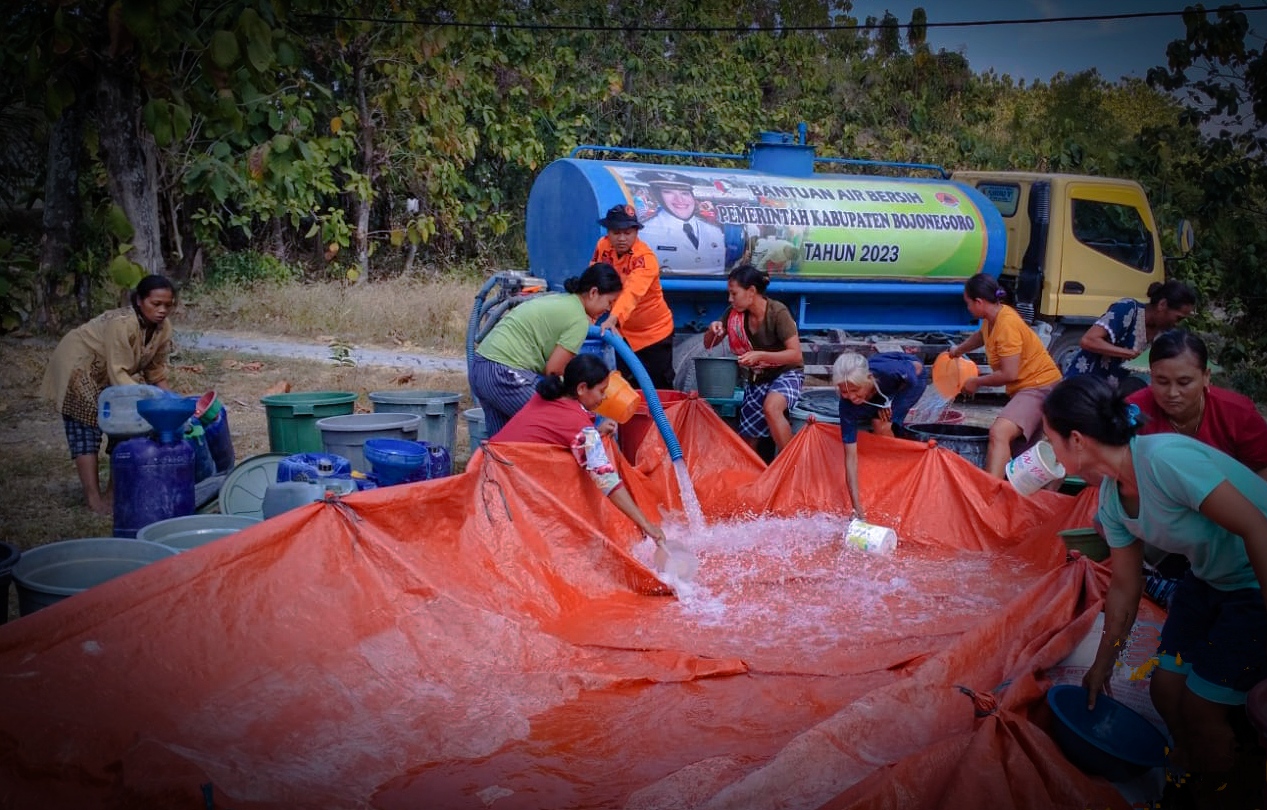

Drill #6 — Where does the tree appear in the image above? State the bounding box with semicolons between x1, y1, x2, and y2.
3;0;308;321
1148;4;1265;155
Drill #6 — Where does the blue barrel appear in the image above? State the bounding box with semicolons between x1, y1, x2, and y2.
428;445;452;479
579;337;616;371
112;437;196;538
200;403;235;474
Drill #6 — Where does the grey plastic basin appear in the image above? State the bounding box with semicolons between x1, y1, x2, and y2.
13;538;176;616
136;514;260;552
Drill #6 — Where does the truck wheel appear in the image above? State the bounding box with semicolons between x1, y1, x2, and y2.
1047;327;1087;374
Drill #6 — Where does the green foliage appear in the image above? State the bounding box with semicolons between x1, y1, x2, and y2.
5;1;1267;376
0;238;34;332
203;251;301;287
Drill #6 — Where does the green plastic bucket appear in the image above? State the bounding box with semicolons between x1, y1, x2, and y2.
260;391;357;454
368;390;461;454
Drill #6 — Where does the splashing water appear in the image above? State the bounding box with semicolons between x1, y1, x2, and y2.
906;387;954;425
672;458;705;534
621;512;1047;663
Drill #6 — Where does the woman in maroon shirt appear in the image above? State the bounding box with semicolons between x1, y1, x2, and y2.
1127;329;1267;478
493;353;666;544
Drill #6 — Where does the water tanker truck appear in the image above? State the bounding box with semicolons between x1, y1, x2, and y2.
525;129;1173;377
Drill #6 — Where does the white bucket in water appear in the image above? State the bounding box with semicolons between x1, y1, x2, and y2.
1006;440;1066;496
654;540;700;582
845;519;898;555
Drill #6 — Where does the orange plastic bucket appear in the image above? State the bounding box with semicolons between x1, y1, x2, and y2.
931;352;979;399
593;371;639;423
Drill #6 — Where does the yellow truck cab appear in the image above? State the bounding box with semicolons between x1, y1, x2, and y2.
951;171;1166;369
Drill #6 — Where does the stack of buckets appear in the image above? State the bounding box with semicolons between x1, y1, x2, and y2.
259;389;461;484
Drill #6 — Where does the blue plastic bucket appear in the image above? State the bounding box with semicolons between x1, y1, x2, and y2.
364;438;428;485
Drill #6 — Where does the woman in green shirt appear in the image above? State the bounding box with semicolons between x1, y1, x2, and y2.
471;263;622;436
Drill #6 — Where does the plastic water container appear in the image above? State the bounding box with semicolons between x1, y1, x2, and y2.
368;390;461;455
464;408;487;452
579;337;616;371
316;413;421;472
428;445;452;479
112;438;196;538
277;453;353;483
261;478;357;519
97;384;167;437
195;391;235;473
184;421;216;483
12;537;176;615
112;397;198;539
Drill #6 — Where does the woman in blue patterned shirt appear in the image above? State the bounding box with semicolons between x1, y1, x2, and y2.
1064;280;1195;388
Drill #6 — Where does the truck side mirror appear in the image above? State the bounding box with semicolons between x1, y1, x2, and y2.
1176;219;1195;256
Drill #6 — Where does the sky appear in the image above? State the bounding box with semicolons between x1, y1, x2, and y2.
847;0;1267;84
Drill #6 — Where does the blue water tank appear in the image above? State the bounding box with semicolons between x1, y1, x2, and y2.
526;138;1007;334
112;438;196;538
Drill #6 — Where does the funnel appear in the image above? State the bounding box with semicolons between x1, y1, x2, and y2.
138;396;197;444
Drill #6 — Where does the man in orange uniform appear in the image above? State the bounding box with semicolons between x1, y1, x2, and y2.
592;205;677;390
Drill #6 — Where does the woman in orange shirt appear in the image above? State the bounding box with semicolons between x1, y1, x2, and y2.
948;273;1063;478
592;205;676;390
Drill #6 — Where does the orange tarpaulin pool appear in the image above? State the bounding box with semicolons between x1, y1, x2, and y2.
0;398;1134;809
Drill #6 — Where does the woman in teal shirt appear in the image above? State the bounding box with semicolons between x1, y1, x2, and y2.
1042;375;1267;804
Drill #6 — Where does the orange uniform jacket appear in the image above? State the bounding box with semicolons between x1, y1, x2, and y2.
591;237;675;352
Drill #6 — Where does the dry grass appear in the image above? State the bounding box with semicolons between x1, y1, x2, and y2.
0;336;476;620
179;277;482;354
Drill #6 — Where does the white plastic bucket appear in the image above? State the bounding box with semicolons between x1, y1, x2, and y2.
845;519;898;555
1006;440;1066;496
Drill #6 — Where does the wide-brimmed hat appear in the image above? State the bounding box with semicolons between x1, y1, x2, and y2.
597;204;642;230
638;170;695;191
